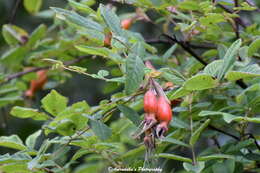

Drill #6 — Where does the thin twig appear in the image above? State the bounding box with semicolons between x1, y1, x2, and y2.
162;34;208;65
146;39;216;49
244;133;260;151
208;125;240;140
217;4;247;28
3;56;87;85
9;0;22;23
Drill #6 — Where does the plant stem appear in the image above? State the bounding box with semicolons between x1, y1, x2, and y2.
188;94;196;165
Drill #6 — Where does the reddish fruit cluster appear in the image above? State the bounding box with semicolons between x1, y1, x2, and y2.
25;70;48;98
143;85;172;139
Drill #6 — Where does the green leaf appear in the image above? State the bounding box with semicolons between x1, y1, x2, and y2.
162;137;189;148
46;101;89;135
226;139;254;153
117;104;141;126
0;153;31;164
222;114;260;124
25;130;42;150
198;154;234;161
68;0;96;15
0;46;27;70
160;68;186;85
23;0;42;14
212;159;235;173
158;153;192;163
170;116;190;129
51;7;103;32
168;87;191;100
97;70;109;77
90;120;112;141
179;1;200;10
56;119;76;136
200;13;225;25
217;39;242;79
27;24;47;47
2;24;28;45
218;44;227;59
162;44;178;61
204;60;223;77
0;135;27;150
183;162;205;173
75;45;111;57
10;106;50;121
78;29;105;46
41;90;68;116
248;38;260;57
0;163;30;173
99;4;123;36
189;119;210;146
225;64;260;81
184;74;218;91
125;54;145;94
199;110;260;123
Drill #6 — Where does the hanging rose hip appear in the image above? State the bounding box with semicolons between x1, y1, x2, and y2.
155;95;172;138
121;18;133;30
144;88;157;114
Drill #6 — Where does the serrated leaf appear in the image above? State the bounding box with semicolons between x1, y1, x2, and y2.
190;119;210;146
218;44;227;59
90;120;112;141
225;64;260;81
160;68;186;85
184;74;218;90
99;4;123;36
41;90;68;116
25;130;42;150
218;39;242;79
78;29;105;46
0;135;27;151
10;106;50;121
125;54;145;94
158;153;192;163
23;0;42;14
117;104;141;126
51;7;103;32
204;60;223;77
